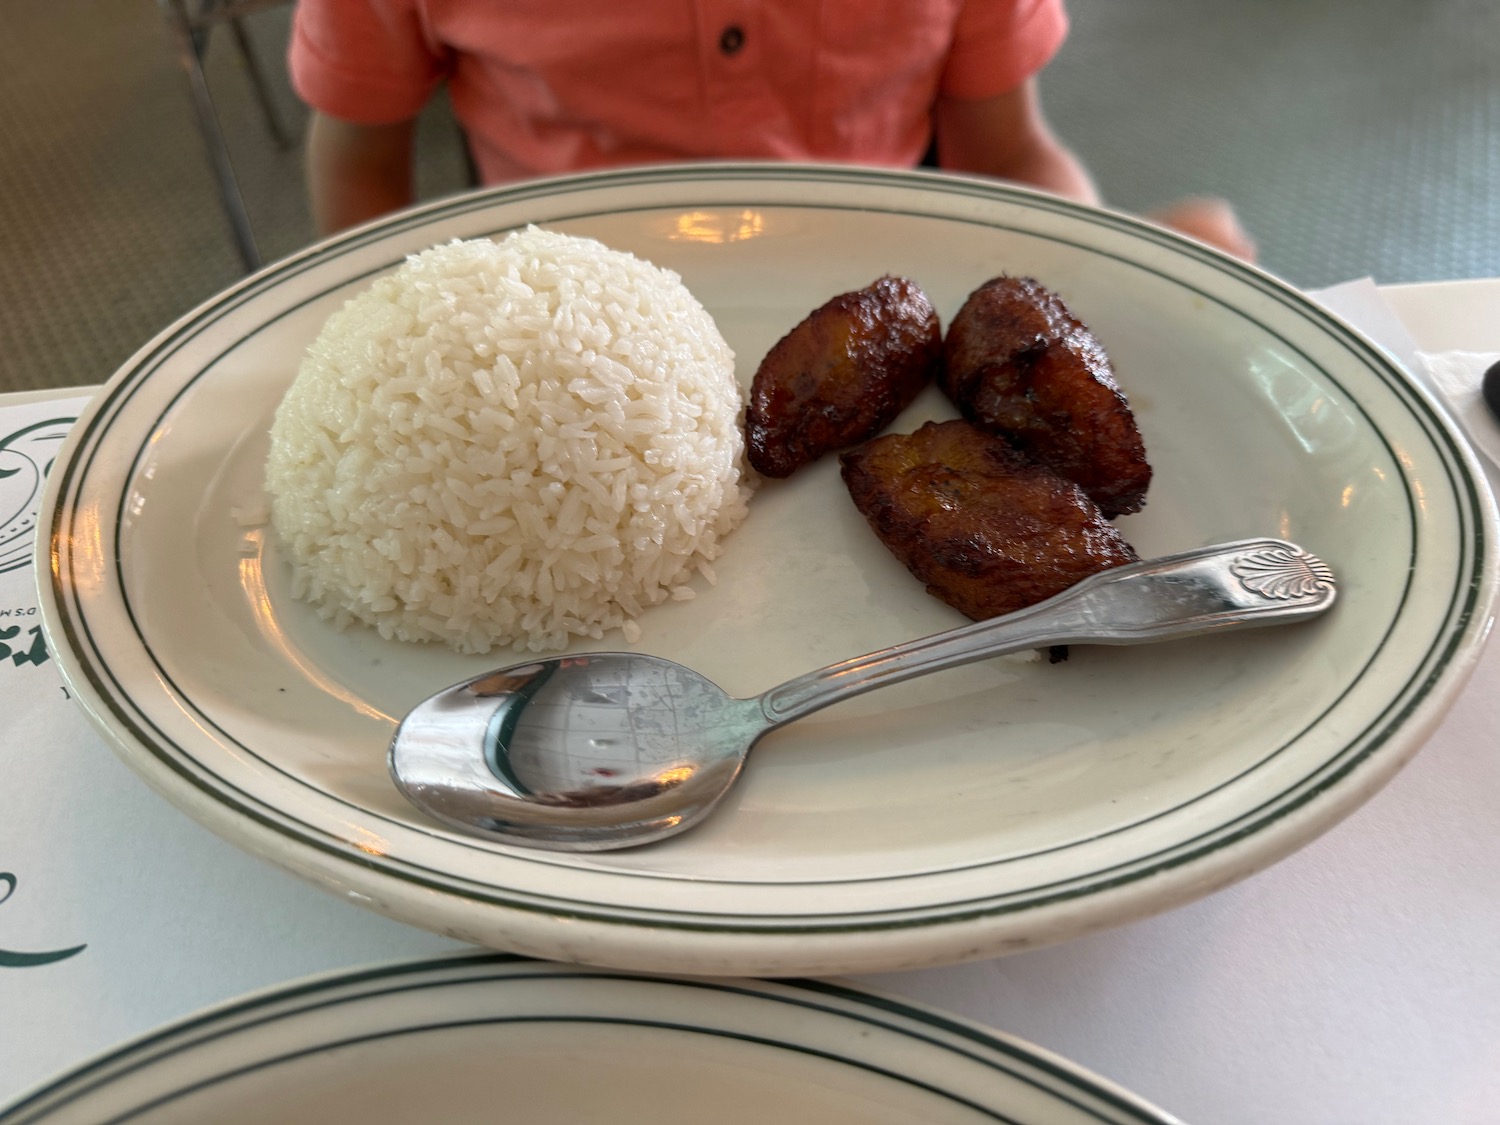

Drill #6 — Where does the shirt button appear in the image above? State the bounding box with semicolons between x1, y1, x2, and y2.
719;25;745;55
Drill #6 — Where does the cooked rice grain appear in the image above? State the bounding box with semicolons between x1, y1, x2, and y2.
265;228;750;653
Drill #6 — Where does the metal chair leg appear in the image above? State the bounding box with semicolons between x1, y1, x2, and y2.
160;0;263;272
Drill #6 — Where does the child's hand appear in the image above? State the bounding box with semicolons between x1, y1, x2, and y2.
1147;197;1257;262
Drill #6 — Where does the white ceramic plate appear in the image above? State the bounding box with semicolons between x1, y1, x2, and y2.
39;164;1497;976
0;955;1183;1124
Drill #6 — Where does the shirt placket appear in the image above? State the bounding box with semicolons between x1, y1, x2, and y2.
693;0;765;148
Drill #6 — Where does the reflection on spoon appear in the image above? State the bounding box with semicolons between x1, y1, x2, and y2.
389;538;1336;852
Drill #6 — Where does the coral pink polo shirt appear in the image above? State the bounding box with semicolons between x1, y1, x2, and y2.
290;0;1069;184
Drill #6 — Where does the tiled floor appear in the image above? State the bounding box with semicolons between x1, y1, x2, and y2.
1;0;1495;392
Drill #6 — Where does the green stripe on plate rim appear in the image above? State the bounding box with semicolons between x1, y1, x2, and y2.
44;164;1490;933
0;955;1175;1125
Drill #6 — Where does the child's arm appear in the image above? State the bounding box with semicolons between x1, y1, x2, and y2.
934;79;1255;260
306;111;417;235
933;79;1099;204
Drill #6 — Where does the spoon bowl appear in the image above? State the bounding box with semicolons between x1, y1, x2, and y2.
391;656;762;848
390;538;1337;851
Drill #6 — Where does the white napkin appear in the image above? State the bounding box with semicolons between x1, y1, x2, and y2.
1415;350;1500;470
1307;277;1427;381
1307;278;1500;473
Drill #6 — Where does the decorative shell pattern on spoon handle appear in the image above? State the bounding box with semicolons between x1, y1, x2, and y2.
1229;545;1337;603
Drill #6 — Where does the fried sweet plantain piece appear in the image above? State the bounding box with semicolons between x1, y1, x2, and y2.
942;276;1151;517
746;275;941;478
839;419;1138;620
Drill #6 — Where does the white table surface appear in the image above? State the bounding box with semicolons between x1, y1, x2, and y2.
3;278;1498;1125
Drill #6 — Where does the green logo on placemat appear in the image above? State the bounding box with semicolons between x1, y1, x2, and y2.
0;873;85;967
1;416;85;965
1;416;75;576
1;415;75;674
0;623;48;668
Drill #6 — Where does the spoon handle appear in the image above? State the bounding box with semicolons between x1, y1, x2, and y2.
757;538;1336;727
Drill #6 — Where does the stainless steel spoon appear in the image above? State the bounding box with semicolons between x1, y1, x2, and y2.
389;537;1336;851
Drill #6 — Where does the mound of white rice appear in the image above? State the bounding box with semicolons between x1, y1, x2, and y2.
265;227;751;654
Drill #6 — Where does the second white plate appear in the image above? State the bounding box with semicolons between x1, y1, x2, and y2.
0;956;1183;1124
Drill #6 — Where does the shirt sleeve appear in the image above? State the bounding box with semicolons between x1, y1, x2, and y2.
939;0;1069;100
288;0;449;124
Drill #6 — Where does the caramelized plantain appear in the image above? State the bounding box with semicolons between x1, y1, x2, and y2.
942;276;1151;517
746;275;941;478
840;419;1138;620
